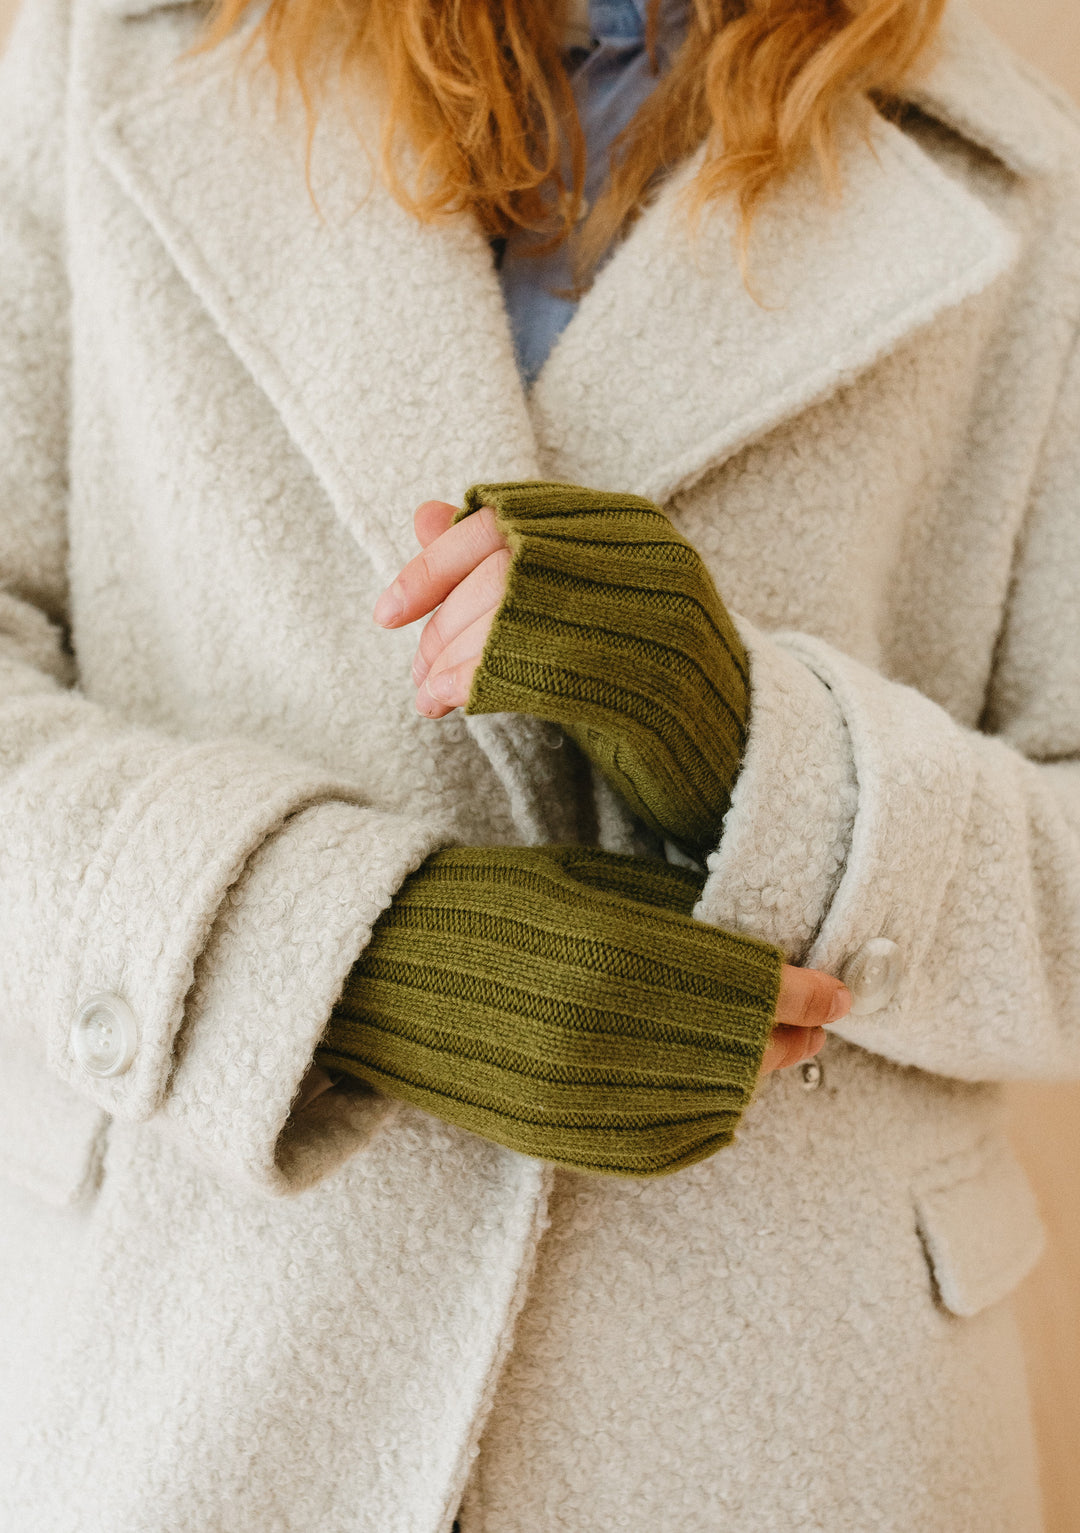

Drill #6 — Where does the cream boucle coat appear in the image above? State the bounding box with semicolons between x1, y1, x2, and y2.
0;0;1077;1526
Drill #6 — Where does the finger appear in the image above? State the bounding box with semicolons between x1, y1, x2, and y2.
759;1024;826;1076
374;505;507;628
775;965;851;1030
413;500;457;550
413;546;512;685
415;611;496;717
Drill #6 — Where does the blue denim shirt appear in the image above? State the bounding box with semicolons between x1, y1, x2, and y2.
498;0;690;386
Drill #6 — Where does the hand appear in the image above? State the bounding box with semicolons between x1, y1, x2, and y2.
373;496;845;1076
373;498;507;717
377;484;749;860
320;844;842;1176
372;497;850;1075
763;965;850;1076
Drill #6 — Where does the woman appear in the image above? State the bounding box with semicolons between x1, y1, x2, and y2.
0;0;1076;1525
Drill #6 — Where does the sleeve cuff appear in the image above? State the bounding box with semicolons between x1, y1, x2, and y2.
47;733;449;1189
48;738;375;1116
698;621;981;1060
784;631;976;1049
158;798;448;1194
694;618;857;961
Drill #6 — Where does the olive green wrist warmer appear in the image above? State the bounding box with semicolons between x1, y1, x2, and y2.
456;481;750;861
316;845;782;1179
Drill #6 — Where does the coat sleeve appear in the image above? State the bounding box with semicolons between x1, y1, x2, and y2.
696;324;1080;1084
0;0;447;1204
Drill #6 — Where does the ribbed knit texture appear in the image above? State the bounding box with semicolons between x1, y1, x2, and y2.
317;845;782;1178
456;481;750;861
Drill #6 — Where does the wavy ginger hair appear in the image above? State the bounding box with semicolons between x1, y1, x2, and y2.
202;0;947;266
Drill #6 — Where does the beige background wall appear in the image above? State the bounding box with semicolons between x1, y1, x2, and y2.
0;0;1078;1526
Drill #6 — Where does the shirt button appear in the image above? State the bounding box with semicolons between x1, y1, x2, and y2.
70;992;139;1078
841;938;903;1015
800;1059;824;1091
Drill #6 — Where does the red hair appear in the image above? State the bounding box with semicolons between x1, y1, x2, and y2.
201;0;947;260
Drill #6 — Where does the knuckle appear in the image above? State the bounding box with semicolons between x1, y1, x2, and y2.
484;548;513;599
789;977;814;1029
415;546;437;587
803;972;833;1027
770;1026;799;1072
418;614;443;659
475;508;510;556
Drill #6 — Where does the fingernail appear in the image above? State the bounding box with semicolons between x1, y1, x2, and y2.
411;652;430;686
827;985;852;1023
373;582;404;626
426;670;455;702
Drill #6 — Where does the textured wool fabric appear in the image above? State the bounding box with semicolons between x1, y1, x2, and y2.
457;480;749;859
0;0;1077;1525
318;846;782;1176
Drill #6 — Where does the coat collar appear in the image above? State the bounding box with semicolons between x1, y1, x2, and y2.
528;117;1014;500
907;1;1071;180
94;4;1027;575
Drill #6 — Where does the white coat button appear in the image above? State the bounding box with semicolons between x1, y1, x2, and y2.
70;993;138;1078
841;939;903;1015
800;1059;824;1091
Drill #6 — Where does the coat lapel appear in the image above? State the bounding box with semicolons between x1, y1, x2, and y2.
530;113;1018;500
94;30;541;583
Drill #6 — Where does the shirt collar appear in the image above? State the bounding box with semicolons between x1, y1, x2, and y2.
588;0;691;52
589;0;648;46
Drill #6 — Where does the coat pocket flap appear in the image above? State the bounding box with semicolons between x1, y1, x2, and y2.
913;1131;1045;1318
